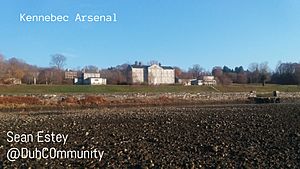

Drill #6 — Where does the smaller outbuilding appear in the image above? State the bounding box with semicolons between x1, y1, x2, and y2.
176;78;196;86
191;76;217;86
64;69;79;79
74;72;106;85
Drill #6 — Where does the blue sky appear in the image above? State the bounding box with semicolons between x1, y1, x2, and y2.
0;0;300;71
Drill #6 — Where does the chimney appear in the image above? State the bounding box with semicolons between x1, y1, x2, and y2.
135;61;138;65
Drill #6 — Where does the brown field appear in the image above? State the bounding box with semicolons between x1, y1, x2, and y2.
0;104;299;168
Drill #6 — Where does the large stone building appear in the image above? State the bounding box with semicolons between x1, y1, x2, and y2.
127;63;175;85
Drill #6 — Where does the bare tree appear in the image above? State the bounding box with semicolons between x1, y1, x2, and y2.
259;62;270;86
248;63;260;83
272;62;300;84
83;65;99;73
101;64;128;85
236;72;248;84
212;66;223;77
37;68;52;84
188;64;204;79
248;63;259;72
174;67;182;78
50;54;66;70
296;64;300;85
7;57;26;79
0;54;6;79
0;53;4;62
248;62;270;85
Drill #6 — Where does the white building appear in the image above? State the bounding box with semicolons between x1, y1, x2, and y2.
85;77;107;85
74;72;106;85
128;63;175;85
176;78;196;86
129;65;145;84
202;76;217;85
191;76;217;86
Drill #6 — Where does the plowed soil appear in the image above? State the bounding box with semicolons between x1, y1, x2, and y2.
0;104;299;168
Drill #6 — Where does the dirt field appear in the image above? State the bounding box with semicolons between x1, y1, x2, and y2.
0;104;299;168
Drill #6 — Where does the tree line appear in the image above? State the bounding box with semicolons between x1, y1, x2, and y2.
184;62;300;85
0;53;299;85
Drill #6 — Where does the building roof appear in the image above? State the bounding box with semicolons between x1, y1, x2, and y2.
161;66;174;70
82;72;100;74
129;64;173;70
130;65;148;69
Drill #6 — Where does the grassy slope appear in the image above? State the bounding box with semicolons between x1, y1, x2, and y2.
0;84;299;94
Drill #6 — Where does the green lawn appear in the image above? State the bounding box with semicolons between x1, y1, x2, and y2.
0;84;299;94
